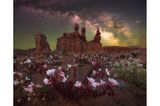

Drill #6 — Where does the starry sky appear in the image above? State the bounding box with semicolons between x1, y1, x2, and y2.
14;0;146;50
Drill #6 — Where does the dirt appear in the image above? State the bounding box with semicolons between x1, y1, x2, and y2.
14;53;146;106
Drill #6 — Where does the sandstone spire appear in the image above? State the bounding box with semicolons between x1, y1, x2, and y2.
56;24;102;53
74;23;79;32
34;33;52;56
93;27;101;43
73;23;80;37
81;26;86;41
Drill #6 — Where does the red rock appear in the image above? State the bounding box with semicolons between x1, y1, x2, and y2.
56;24;102;53
103;46;146;53
34;33;52;56
80;26;87;41
92;27;101;43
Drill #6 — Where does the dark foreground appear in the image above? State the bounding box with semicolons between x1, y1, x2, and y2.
14;50;146;106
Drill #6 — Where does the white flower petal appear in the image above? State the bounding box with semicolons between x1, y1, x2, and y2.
46;68;56;77
67;64;72;68
74;81;82;87
62;75;69;82
108;78;119;86
100;79;106;85
43;78;51;85
105;68;110;76
92;70;97;75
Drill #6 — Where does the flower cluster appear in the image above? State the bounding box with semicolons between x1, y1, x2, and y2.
14;51;145;105
113;59;146;89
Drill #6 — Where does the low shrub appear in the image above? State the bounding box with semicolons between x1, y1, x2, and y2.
113;60;146;90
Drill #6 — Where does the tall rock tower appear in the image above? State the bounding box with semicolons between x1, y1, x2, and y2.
56;24;102;54
81;26;86;41
74;23;80;37
93;27;101;43
74;23;79;32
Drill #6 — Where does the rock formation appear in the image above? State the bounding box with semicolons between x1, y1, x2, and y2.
92;27;101;43
34;33;52;56
81;26;87;41
56;23;102;53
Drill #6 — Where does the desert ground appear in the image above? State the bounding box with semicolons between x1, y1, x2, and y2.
14;49;146;106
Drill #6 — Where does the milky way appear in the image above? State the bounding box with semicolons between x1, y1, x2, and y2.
14;0;146;49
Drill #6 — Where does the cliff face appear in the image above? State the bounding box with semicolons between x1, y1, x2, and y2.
34;33;52;56
56;24;102;53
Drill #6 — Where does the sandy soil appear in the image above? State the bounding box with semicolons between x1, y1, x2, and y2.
14;53;146;106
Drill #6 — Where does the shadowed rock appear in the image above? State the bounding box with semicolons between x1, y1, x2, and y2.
34;33;52;56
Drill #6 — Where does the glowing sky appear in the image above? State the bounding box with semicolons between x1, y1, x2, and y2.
14;0;146;50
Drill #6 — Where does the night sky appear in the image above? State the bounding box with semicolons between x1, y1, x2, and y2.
14;0;146;50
